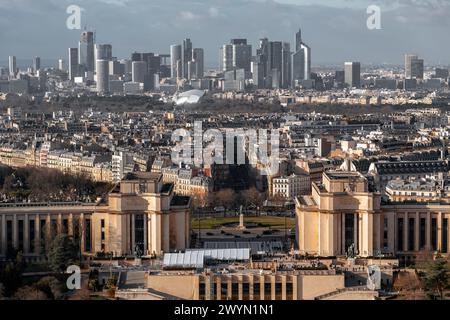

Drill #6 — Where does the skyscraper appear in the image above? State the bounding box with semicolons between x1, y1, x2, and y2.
79;31;95;73
182;38;193;79
282;42;291;88
292;29;311;85
344;62;361;88
33;56;41;73
269;41;283;88
192;48;204;79
132;61;147;84
8;56;16;77
94;44;113;71
96;59;110;93
170;44;182;79
256;38;270;88
222;39;252;74
231;39;252;73
68;48;79;80
405;54;424;79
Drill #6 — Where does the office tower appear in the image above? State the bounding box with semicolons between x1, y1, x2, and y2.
58;59;65;71
282;42;291;88
182;38;193;79
344;62;361;88
132;61;147;84
79;31;95;73
256;38;270;87
222;44;234;72
405;54;424;79
292;29;311;85
109;60;124;76
252;58;265;89
33;56;41;73
95;44;112;64
96;59;110;93
9;56;17;77
132;52;160;90
170;44;182;78
192;48;204;79
176;60;182;80
231;39;252;73
269;41;283;88
68;48;79;80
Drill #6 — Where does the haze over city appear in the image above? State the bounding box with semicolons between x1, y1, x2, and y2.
1;0;449;66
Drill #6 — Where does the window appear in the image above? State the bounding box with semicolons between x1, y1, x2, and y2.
431;218;437;251
442;218;448;254
420;218;426;249
397;218;404;251
408;218;415;251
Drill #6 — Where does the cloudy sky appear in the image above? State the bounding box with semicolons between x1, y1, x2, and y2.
0;0;449;67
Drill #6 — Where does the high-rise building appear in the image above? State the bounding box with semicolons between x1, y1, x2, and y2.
292;29;311;85
256;38;270;88
94;44;112;71
170;44;182;79
132;52;160;90
79;31;95;73
58;59;65;71
96;59;110;94
8;56;16;77
269;41;283;88
222;39;252;74
221;44;233;72
182;38;193;79
344;62;361;88
132;61;147;84
282;42;291;88
33;56;41;73
231;39;252;73
192;48;204;79
252;58;265;89
68;48;79;80
405;54;424;79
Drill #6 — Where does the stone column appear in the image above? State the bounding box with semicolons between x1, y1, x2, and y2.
35;215;40;255
437;212;442;252
260;276;264;300
57;214;62;235
281;275;287;300
13;214;18;249
271;275;276;300
238;275;243;300
216;277;221;300
80;213;85;253
68;213;73;237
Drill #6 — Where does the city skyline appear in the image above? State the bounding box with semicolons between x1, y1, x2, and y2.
1;0;450;67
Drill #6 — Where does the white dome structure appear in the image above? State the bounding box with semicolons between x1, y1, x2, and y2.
173;89;205;105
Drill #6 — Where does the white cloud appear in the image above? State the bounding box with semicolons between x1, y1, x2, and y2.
178;10;199;20
209;7;219;17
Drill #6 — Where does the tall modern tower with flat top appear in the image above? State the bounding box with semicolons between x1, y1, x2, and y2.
68;48;79;80
96;59;110;93
405;54;424;79
79;31;95;73
182;38;192;79
170;44;182;79
344;62;361;88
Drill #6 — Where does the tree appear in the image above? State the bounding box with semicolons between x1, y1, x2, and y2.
213;189;237;211
47;234;79;273
424;256;450;300
14;286;48;300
